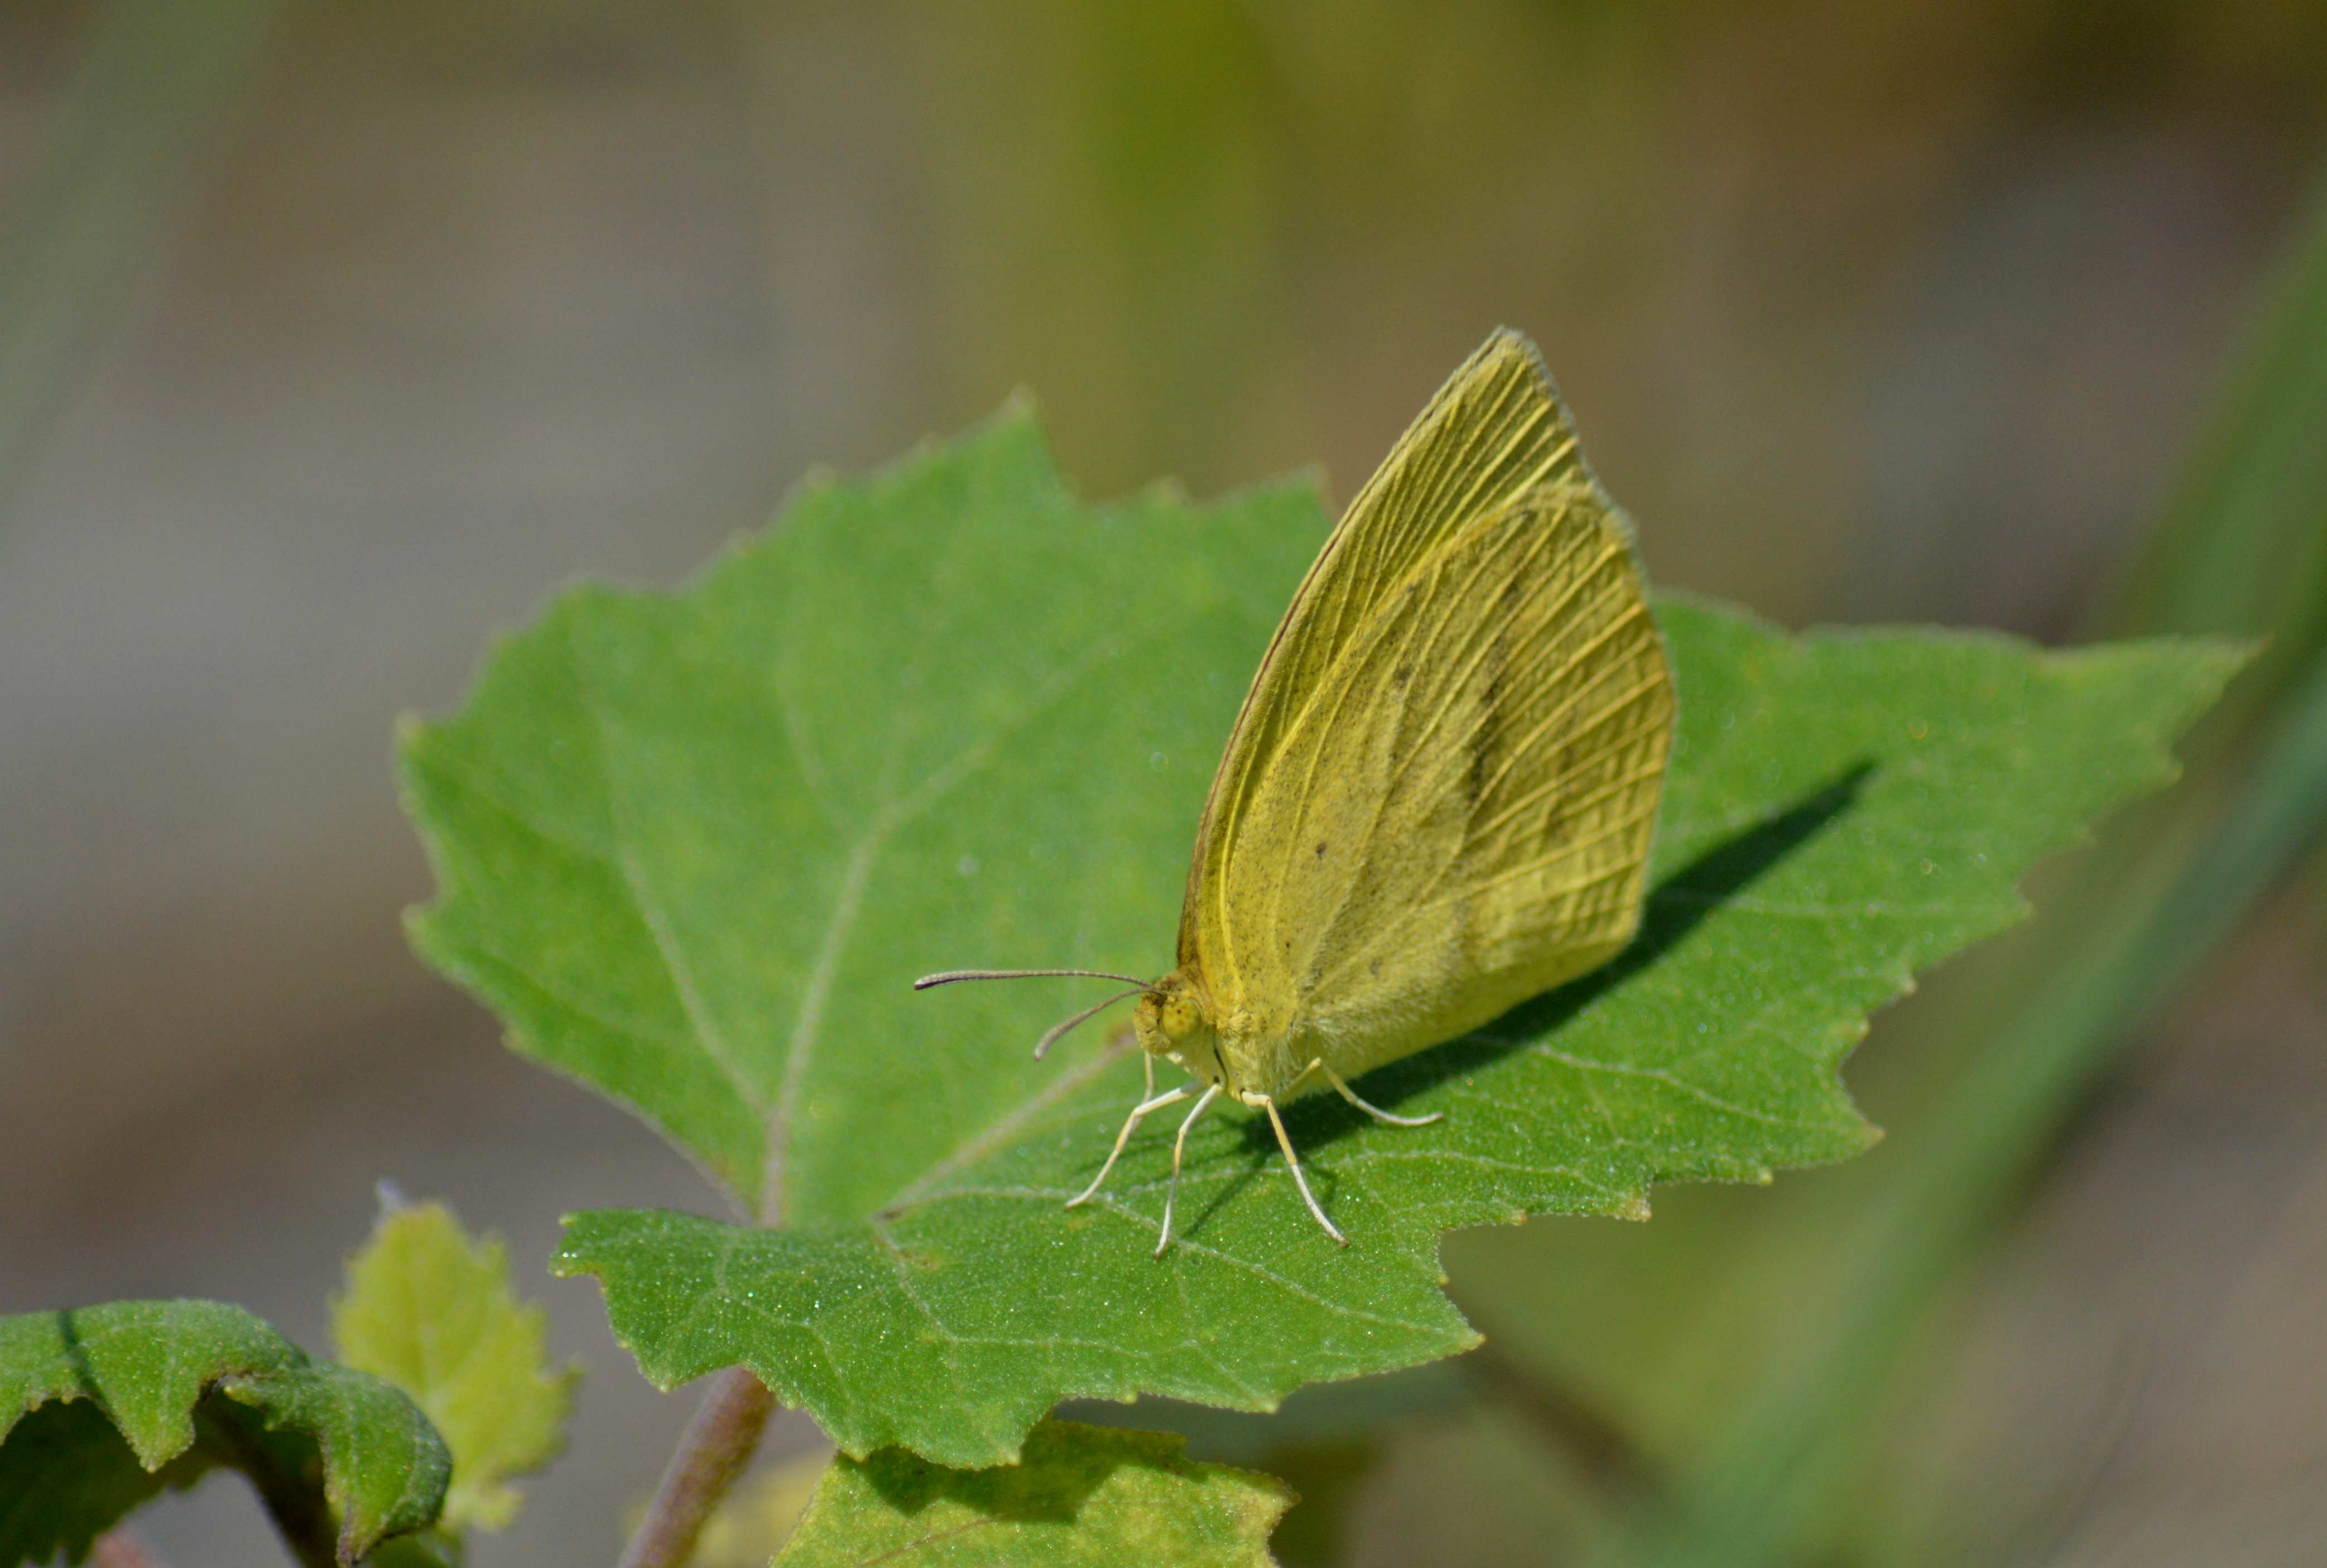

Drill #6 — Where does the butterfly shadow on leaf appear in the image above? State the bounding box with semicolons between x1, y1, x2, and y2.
1260;759;1879;1167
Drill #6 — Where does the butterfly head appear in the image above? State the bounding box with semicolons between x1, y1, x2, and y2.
1132;970;1224;1083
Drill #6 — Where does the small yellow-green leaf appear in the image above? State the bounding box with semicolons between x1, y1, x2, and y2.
773;1421;1292;1568
332;1201;578;1533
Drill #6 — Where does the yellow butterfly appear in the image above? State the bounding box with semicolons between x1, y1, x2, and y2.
920;329;1675;1252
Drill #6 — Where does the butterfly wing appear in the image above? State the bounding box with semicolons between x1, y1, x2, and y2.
1181;331;1674;1086
1178;330;1576;972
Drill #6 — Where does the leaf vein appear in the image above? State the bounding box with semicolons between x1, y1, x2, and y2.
564;615;765;1141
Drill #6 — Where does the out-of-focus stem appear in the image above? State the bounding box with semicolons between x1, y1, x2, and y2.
0;0;288;522
1461;1335;1664;1502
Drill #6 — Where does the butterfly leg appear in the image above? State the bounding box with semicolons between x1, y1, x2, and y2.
1321;1062;1443;1127
1153;1083;1222;1257
1253;1093;1349;1247
1068;1055;1191;1209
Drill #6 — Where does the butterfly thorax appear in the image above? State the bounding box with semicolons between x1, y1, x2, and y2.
1134;970;1306;1101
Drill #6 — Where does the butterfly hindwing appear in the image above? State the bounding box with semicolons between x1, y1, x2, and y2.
1244;482;1672;1079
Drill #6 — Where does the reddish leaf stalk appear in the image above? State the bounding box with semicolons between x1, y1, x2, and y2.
617;1365;777;1568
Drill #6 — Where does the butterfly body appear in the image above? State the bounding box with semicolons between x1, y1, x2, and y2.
922;329;1675;1249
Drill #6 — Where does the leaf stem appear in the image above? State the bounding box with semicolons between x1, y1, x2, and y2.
617;1365;777;1568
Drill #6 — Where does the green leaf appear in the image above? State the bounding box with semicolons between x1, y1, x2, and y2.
771;1420;1291;1568
400;408;2239;1467
402;408;1323;1218
1067;1364;1473;1567
363;1533;464;1568
331;1200;578;1533
0;1401;206;1568
0;1300;449;1567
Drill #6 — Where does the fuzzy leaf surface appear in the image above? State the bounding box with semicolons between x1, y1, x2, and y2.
333;1201;578;1532
400;409;2239;1464
0;1300;449;1566
772;1420;1290;1568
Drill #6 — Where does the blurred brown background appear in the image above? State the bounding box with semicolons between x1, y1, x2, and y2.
3;2;2324;1564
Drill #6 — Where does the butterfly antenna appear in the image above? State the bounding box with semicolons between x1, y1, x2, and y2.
1031;986;1149;1061
912;966;1154;990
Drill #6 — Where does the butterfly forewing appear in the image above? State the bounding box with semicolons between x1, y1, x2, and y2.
1179;330;1591;991
1184;335;1675;1094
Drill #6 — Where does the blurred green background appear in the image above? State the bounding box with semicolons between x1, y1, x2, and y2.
3;2;2324;1564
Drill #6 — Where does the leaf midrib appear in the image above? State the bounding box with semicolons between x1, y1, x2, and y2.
755;618;1177;1226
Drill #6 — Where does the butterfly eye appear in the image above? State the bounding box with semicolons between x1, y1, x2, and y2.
1160;995;1202;1042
